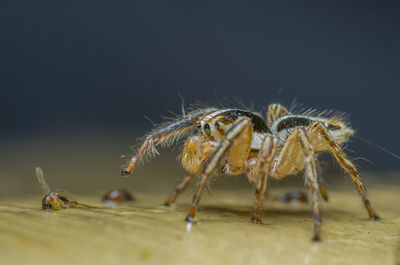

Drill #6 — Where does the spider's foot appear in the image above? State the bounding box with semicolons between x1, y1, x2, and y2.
365;201;380;221
312;235;321;242
120;168;129;176
185;207;196;222
251;216;263;224
369;215;380;221
163;196;177;207
163;201;174;207
185;215;194;222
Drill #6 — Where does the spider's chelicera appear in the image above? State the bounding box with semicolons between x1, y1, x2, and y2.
121;104;379;241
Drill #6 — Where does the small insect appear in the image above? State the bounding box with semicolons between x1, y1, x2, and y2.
274;191;308;204
121;104;379;241
102;189;135;206
35;167;91;211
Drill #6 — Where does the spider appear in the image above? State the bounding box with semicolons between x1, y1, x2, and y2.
121;103;379;241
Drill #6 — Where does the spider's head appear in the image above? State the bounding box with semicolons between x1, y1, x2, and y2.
196;109;270;141
197;114;234;141
322;119;355;144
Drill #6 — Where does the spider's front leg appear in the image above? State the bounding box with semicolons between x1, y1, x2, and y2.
309;122;379;220
185;117;253;222
271;127;322;241
121;109;213;176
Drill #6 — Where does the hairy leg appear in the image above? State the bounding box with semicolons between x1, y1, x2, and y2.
315;160;329;201
309;122;379;220
297;128;322;241
185;117;253;222
271;128;322;241
164;175;195;206
266;103;290;127
121;109;214;176
249;135;278;223
318;179;329;202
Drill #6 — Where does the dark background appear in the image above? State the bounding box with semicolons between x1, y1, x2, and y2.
0;1;399;172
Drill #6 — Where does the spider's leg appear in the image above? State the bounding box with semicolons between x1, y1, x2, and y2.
309;122;379;220
121;109;213;176
318;179;329;202
297;128;322;241
225;119;253;175
266;103;290;127
248;135;279;223
315;161;329;201
164;174;195;206
185;117;253;222
271;128;322;241
166;135;215;206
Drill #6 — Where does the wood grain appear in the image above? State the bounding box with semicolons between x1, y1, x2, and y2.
0;135;398;265
0;186;399;265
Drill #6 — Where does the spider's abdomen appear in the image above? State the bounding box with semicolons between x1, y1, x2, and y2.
271;115;353;148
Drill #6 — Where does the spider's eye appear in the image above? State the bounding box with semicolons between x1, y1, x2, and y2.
197;123;201;129
204;124;211;136
215;122;220;129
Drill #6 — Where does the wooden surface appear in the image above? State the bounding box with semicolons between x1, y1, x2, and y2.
0;186;399;265
0;133;399;265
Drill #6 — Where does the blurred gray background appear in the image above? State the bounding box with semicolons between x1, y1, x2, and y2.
0;1;399;196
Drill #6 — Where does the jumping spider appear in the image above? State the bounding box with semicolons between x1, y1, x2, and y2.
121;104;379;241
